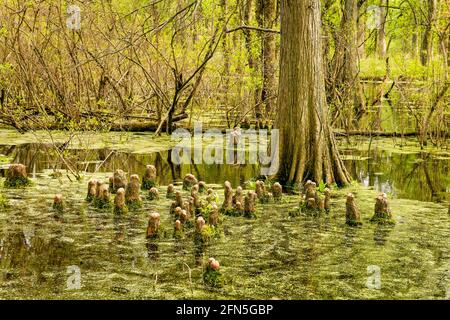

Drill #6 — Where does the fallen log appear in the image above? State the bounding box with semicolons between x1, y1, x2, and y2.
0;113;189;132
334;130;449;138
109;113;188;132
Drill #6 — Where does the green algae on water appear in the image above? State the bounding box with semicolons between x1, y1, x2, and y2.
0;192;8;208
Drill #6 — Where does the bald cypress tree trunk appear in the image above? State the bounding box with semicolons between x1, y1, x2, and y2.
378;0;387;59
258;0;276;120
337;0;366;125
276;0;351;186
421;0;437;66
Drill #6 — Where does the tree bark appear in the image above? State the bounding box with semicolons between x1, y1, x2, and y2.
421;0;437;66
220;0;230;107
276;0;351;186
440;33;449;80
242;0;255;69
357;0;366;59
257;0;277;120
378;0;387;59
412;32;419;58
342;0;366;124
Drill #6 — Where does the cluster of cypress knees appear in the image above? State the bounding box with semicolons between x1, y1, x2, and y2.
3;163;396;228
3;163;396;287
291;180;395;226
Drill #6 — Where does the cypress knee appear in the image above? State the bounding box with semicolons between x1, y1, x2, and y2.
110;169;127;194
86;178;98;202
272;182;283;201
148;187;159;200
346;193;361;226
166;184;175;199
142;165;157;190
114;188;128;214
146;212;161;239
53;194;64;211
222;181;233;211
96;183;111;209
371;193;394;224
183;174;198;190
4;164;31;188
125;174;142;208
324;188;331;212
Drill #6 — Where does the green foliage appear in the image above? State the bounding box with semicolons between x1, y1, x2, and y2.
173;228;184;240
346;218;362;227
243;209;257;219
221;207;242;217
257;191;272;204
288;207;302;218
203;266;223;288
52;202;64;212
0;63;12;75
93;198;112;210
0;155;12;165
283;181;301;195
49;171;63;179
244;180;256;190
142;180;156;191
200;225;214;243
147;191;159;201
290;197;326;218
370;212;396;225
316;181;326;193
114;206;128;215
0;193;8;208
126;199;142;210
198;203;215;221
4;176;32;188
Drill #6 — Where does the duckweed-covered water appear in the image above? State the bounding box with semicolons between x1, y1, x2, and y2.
0;130;448;299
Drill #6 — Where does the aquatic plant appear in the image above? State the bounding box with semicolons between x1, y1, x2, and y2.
206;188;219;204
0;193;9;208
52;194;64;212
173;220;184;239
203;258;223;288
289;181;333;217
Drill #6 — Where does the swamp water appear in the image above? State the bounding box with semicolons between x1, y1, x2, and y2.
0;129;448;299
